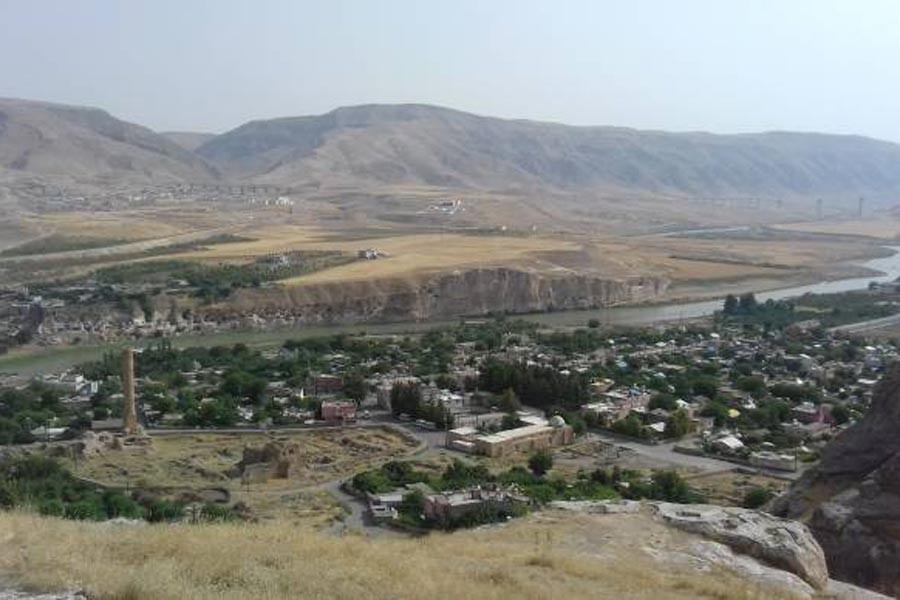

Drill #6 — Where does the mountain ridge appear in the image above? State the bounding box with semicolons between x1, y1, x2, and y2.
196;103;900;203
4;97;900;206
0;97;219;190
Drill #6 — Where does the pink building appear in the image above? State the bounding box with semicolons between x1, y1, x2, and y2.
321;400;357;424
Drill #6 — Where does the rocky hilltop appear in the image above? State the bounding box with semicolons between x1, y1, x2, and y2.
218;268;669;323
774;363;900;597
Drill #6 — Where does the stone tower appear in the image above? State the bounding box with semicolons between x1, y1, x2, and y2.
122;348;139;435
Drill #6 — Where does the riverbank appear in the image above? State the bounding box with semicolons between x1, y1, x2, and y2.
3;245;898;379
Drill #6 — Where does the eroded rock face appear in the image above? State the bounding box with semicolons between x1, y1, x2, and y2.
774;364;900;597
653;502;829;589
216;268;670;323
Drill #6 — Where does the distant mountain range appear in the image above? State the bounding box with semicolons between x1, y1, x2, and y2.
0;98;218;188
4;97;900;204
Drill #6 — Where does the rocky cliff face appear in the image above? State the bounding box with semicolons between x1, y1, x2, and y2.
217;268;669;323
774;363;900;597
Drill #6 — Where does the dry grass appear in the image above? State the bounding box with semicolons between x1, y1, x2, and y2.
70;428;417;521
0;510;804;600
686;471;789;507
172;224;584;283
19;211;191;242
75;429;415;489
11;209;886;295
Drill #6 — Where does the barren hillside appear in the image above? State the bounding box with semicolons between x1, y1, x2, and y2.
198;104;900;206
0;98;219;190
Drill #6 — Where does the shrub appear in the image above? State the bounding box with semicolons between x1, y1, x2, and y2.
37;498;65;517
528;450;553;477
200;503;237;522
146;499;184;523
743;487;774;509
65;499;106;521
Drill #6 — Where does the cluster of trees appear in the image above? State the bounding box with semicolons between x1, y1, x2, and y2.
0;455;240;523
389;382;452;428
94;251;352;303
478;358;589;410
0;382;85;445
0;455;144;520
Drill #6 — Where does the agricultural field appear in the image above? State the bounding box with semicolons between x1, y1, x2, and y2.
4;204;888;294
773;218;900;240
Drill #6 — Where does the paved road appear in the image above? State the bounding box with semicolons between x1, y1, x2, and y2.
829;312;900;334
585;431;735;472
585;431;801;479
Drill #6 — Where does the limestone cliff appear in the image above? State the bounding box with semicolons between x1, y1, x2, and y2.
774;363;900;597
214;268;669;323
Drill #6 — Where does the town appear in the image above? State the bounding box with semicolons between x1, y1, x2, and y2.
2;287;896;532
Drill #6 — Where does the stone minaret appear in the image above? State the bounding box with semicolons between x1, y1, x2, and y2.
122;348;139;435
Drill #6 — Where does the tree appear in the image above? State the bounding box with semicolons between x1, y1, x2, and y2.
666;408;692;438
587;318;600;329
399;490;425;517
738;292;758;313
613;414;645;438
649;470;692;503
723;294;738;315
830;403;850;425
342;371;367;403
528;449;553;477
389;382;422;416
498;388;521;413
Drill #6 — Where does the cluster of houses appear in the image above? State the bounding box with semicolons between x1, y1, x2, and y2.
366;482;527;526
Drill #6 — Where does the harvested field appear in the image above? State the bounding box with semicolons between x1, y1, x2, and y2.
773;219;900;240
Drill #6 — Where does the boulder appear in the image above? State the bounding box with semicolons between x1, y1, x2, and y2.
653;502;829;589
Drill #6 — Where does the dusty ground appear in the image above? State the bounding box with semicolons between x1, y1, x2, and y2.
71;427;418;522
685;471;790;507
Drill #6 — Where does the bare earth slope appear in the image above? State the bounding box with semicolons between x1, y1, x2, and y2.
160;131;217;152
197;104;900;205
0;98;219;190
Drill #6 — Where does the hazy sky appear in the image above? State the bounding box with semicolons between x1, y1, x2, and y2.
2;0;900;139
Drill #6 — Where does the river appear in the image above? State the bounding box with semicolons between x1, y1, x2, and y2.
526;245;900;328
3;247;900;376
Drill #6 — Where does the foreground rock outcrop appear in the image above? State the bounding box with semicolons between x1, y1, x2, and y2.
552;500;888;599
654;502;828;590
774;364;900;597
